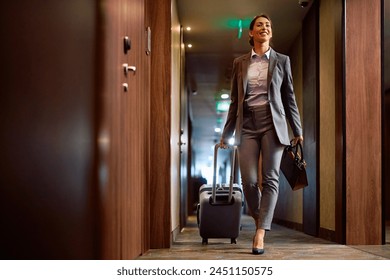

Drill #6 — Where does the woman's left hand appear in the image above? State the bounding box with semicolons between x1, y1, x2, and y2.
292;135;304;146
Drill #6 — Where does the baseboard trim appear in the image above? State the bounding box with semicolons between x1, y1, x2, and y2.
273;218;336;242
318;226;336;242
273;218;303;232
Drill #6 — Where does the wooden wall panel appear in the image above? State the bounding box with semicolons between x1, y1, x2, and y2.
385;90;390;222
318;0;343;243
384;0;390;230
345;0;382;244
99;0;124;259
334;0;344;245
148;0;172;248
143;0;152;254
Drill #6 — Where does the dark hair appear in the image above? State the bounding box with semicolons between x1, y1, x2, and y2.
249;14;272;46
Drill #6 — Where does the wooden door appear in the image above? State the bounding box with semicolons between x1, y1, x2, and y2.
302;2;319;237
99;0;148;259
122;0;147;259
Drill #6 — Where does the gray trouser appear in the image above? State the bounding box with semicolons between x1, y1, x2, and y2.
239;103;285;230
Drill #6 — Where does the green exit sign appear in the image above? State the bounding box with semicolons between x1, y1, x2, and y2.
216;100;230;112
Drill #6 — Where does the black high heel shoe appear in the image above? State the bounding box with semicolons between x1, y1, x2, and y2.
252;236;265;255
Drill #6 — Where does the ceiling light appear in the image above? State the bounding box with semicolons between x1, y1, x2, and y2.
186;27;192;31
221;93;229;99
214;128;221;133
187;44;193;48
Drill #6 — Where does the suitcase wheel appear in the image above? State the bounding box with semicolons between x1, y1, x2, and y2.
202;238;208;245
231;238;237;244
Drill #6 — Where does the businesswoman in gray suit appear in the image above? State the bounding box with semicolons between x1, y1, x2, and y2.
220;14;303;255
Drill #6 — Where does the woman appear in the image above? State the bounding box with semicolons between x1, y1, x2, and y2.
220;14;303;255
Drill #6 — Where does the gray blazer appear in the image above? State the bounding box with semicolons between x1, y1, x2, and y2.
221;48;303;146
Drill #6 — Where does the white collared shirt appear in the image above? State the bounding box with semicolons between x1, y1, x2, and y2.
245;48;270;107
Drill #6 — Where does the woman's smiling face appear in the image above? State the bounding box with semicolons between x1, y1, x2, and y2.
249;16;272;44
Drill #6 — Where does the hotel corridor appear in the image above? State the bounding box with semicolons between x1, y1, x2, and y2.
139;215;390;260
1;0;389;261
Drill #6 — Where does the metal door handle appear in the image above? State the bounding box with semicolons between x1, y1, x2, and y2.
123;63;136;75
127;66;136;72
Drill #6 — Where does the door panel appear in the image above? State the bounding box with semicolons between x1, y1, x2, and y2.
302;2;319;236
99;0;147;259
122;0;145;259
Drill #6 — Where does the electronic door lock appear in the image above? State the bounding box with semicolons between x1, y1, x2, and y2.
123;36;131;54
122;83;128;92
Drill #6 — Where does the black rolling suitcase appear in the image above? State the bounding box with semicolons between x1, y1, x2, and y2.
197;144;243;245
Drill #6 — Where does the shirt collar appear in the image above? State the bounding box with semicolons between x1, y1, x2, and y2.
251;48;271;60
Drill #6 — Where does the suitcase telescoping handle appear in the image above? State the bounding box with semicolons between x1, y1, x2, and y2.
212;143;237;204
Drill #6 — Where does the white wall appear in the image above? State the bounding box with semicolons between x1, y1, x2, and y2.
170;0;182;233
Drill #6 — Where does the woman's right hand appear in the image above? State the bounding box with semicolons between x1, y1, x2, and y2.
219;138;229;149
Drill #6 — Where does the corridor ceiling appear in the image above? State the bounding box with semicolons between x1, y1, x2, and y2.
177;0;313;178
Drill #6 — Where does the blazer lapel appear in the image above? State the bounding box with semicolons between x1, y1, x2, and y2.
240;53;251;97
267;48;278;90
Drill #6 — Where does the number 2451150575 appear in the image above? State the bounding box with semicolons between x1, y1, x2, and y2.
209;266;273;276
